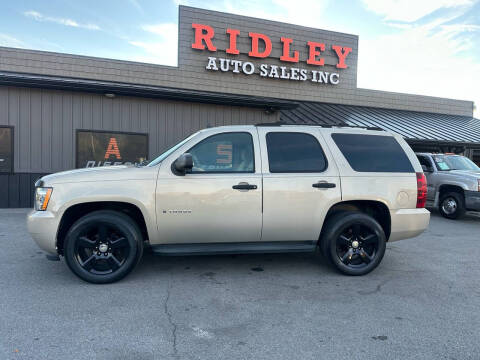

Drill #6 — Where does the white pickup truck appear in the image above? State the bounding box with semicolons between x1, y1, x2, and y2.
28;124;430;283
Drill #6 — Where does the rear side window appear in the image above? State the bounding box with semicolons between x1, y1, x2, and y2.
331;134;414;173
266;132;327;173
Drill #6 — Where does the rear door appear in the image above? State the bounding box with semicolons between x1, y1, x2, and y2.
257;127;341;242
324;130;419;210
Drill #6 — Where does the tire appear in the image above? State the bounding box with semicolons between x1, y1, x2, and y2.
439;192;465;220
64;210;144;284
320;212;386;276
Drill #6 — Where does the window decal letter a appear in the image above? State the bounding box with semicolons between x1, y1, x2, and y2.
104;137;122;160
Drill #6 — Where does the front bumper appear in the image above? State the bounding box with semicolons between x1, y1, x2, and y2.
27;210;60;255
389;208;430;242
465;190;480;211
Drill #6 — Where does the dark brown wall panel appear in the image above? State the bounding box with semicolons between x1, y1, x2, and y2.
0;86;279;207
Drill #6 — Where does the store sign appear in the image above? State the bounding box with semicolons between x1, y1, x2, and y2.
0;127;13;173
76;130;148;168
192;23;352;85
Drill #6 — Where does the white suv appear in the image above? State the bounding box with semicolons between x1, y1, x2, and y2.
28;124;430;283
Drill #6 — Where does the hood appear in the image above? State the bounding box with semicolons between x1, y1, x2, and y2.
449;169;480;178
41;165;157;185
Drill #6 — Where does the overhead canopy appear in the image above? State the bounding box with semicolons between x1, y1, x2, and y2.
281;102;480;147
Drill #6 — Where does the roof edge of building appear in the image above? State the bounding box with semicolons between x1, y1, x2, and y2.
0;71;299;111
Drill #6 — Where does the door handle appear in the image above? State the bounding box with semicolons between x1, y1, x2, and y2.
232;183;258;190
312;182;336;189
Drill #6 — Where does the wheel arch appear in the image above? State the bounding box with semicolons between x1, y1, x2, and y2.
56;201;149;255
319;200;391;241
438;184;465;198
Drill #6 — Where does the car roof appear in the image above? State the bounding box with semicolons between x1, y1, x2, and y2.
203;124;388;134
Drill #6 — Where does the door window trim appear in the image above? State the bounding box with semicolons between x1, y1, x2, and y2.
265;131;328;173
182;131;256;175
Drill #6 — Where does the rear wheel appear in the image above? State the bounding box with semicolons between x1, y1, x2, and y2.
439;192;465;219
320;212;386;276
64;210;143;284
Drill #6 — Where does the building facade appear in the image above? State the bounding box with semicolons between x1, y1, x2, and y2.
0;6;479;207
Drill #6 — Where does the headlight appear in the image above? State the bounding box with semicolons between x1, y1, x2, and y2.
35;187;53;211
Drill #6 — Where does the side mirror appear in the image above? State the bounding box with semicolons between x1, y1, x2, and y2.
172;153;193;176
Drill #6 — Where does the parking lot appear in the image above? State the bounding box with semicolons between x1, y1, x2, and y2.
0;209;479;360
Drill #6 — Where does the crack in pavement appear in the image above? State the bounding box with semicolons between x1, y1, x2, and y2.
357;279;390;295
164;281;179;359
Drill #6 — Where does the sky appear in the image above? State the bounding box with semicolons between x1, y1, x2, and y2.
1;0;479;116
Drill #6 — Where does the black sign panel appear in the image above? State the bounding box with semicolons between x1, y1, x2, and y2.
0;127;13;173
76;130;148;168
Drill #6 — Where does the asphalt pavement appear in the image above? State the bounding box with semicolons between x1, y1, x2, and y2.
0;209;479;360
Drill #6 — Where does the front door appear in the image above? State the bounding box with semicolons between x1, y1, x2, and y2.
155;129;262;244
257;128;341;242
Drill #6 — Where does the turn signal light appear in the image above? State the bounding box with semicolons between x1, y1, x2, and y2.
416;172;427;208
35;187;53;211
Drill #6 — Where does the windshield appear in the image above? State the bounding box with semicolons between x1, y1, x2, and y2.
432;155;480;171
147;132;198;167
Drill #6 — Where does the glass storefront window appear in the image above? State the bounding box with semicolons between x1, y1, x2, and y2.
0;127;13;173
76;130;148;168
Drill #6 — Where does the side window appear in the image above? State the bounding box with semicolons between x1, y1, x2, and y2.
188;132;254;173
417;155;433;171
266;132;327;173
331;133;414;173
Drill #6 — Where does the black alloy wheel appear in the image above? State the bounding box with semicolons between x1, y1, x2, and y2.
336;223;378;269
320;212;386;276
64;210;143;284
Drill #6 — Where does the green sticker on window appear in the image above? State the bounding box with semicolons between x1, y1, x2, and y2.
437;162;449;170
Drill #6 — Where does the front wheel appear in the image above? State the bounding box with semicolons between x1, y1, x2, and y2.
320;212;386;276
64;210;143;284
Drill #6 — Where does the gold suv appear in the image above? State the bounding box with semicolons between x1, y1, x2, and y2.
28;125;430;283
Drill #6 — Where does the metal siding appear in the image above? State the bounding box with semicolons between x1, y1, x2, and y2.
0;173;48;208
41;90;52;170
82;94;93;129
0;175;8;207
0;86;277;175
8;88;19;173
30;91;42;171
62;92;73;170
147;100;157;157
51;92;63;172
102;97;114;131
19;89;31;172
7;174;20;208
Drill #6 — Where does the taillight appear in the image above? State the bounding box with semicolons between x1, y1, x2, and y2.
416;172;427;208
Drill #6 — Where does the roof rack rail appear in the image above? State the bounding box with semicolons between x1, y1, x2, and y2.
255;122;385;131
255;121;286;126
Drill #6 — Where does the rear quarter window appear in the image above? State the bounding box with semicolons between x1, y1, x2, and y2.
331;133;414;173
